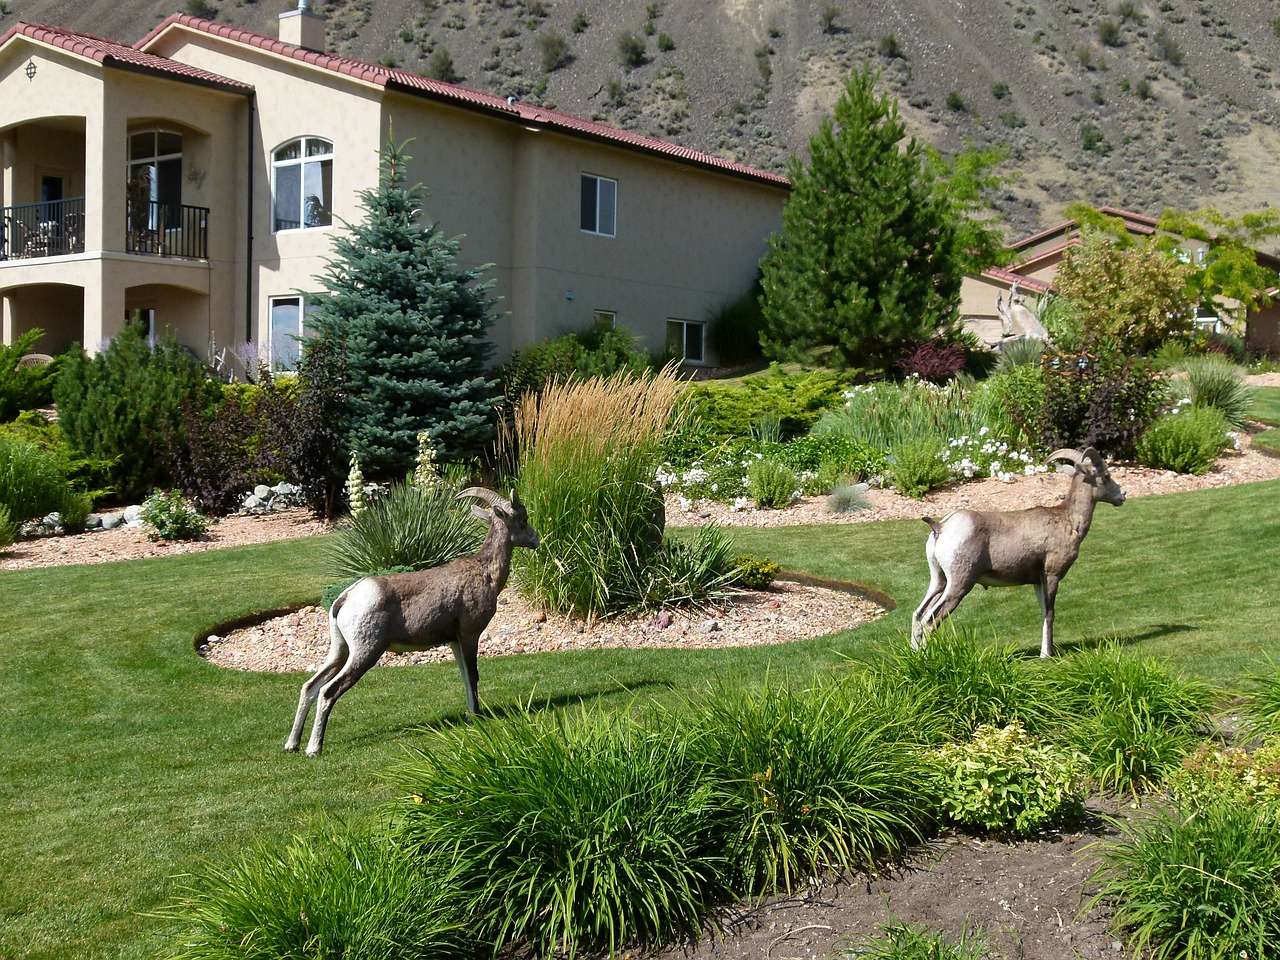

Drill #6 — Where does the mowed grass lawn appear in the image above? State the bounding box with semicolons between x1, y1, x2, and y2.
2;478;1278;958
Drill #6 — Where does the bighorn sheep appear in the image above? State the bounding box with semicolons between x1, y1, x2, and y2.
285;487;540;756
911;447;1124;658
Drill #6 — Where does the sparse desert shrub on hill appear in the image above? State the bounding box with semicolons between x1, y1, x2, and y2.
537;29;569;71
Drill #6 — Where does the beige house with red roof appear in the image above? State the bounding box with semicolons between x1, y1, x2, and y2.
0;6;789;372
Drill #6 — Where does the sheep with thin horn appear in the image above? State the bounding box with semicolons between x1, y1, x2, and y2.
910;447;1124;658
285;486;539;756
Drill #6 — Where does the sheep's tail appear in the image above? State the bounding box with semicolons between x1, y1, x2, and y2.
923;516;943;536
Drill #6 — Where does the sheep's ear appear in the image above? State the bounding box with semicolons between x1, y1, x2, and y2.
470;504;491;522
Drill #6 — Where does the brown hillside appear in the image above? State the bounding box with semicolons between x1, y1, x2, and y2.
7;0;1280;239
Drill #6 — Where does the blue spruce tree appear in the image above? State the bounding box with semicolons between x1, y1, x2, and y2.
306;141;500;478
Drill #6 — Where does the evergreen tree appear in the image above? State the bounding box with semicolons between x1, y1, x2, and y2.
306;141;500;479
759;64;980;375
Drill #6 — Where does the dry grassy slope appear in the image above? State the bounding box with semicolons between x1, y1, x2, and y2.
8;0;1280;239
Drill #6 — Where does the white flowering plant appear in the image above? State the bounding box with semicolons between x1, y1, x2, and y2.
941;429;1047;482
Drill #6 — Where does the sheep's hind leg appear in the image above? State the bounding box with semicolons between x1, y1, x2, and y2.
918;582;974;642
304;644;383;757
285;631;348;752
912;560;947;647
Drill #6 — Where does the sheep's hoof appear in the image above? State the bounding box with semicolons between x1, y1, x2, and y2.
305;745;323;758
283;740;299;753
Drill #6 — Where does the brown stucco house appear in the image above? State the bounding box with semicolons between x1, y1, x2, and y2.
961;205;1280;354
0;5;789;374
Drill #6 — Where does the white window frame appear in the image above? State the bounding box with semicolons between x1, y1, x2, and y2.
268;294;321;371
666;318;706;365
580;173;617;237
593;309;617;330
272;137;334;233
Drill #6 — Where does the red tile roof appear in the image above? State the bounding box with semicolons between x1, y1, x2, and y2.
1008;205;1157;250
137;14;789;188
980;265;1053;294
0;20;251;93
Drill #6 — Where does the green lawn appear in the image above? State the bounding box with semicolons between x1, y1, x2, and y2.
2;479;1278;958
1250;386;1280;455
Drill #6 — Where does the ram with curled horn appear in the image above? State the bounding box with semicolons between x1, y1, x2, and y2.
911;447;1124;658
286;486;540;756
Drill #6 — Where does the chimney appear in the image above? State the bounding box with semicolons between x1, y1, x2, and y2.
279;0;326;52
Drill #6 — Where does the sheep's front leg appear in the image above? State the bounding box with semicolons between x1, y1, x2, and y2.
1034;576;1059;658
450;637;481;716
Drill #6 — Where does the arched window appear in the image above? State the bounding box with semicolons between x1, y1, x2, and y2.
272;137;333;232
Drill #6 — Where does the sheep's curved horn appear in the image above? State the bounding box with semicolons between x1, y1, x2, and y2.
456;486;511;511
1047;448;1084;466
1081;446;1107;470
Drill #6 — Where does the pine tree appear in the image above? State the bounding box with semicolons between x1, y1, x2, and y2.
759;64;971;375
306;141;500;479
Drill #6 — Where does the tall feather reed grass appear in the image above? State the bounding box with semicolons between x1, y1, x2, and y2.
503;364;734;618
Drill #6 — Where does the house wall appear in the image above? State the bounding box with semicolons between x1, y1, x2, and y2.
156;30;785;364
1247;303;1280;356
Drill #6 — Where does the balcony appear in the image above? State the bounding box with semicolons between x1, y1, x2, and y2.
126;199;209;259
0;197;209;261
0;198;85;260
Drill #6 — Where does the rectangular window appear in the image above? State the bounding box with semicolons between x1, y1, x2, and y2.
592;309;617;330
580;174;617;237
126;306;156;340
666;319;706;365
268;295;320;371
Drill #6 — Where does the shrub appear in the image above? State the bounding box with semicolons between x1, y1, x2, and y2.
657;31;674;51
326;480;482;580
163;823;472;960
424;47;458;82
706;284;765;367
1167;740;1280;815
0;329;60;422
1090;800;1280;959
54;319;219;502
1242;662;1280;740
932;722;1084;836
878;34;902;58
537;29;569;71
888;435;949;498
1038;352;1164;458
636;524;739;610
617;30;646;67
683;366;849;442
746;458;797;508
730;554;780;590
895;341;965;384
1133;404;1228;474
1176;353;1252;427
683;678;936;893
141;490;211;542
974;365;1046;451
0;434;81;524
499;325;650;403
994;337;1047;371
571;10;589;32
392;709;728;957
0;504;15;548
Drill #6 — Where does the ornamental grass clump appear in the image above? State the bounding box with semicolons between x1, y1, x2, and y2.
0;434;83;524
869;627;1053;743
506;365;733;618
1090;799;1280;960
746;457;797;507
390;708;729;959
161;823;472;960
1044;642;1216;795
680;677;937;893
1176;353;1252;427
325;479;482;581
841;920;992;960
888;435;950;498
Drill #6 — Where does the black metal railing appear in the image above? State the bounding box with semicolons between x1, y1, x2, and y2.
125;199;209;259
0;198;86;260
